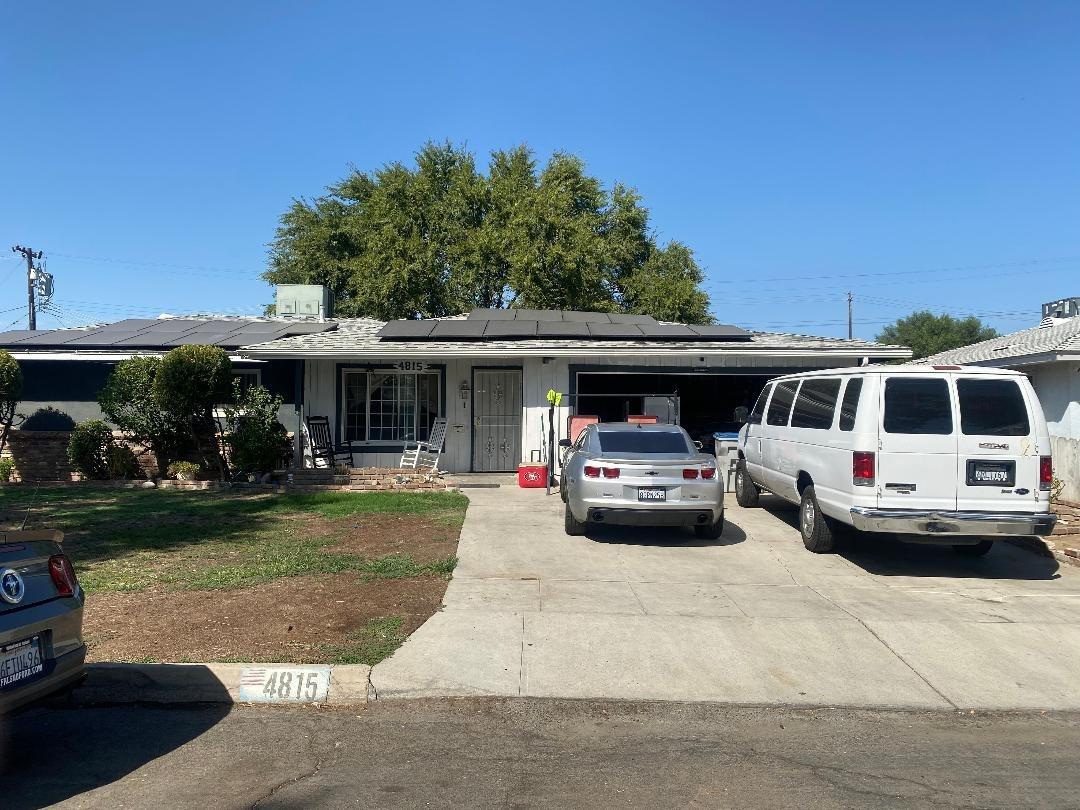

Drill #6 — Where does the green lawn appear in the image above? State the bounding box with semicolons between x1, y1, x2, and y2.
0;486;468;594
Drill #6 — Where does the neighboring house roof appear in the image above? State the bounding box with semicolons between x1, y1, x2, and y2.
0;317;338;357
920;317;1080;366
240;314;911;360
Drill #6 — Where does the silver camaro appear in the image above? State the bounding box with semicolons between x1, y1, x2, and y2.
0;530;86;713
560;423;725;538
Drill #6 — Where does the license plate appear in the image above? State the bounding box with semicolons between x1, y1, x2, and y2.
637;487;667;502
0;636;44;690
966;460;1015;487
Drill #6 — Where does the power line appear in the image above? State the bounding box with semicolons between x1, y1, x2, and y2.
49;251;265;278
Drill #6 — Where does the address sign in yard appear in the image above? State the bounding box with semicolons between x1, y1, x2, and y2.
239;666;331;703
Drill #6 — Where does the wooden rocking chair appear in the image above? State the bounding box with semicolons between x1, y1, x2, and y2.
399;418;448;471
306;416;352;469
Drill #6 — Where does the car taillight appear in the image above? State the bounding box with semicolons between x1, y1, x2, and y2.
584;466;600;478
683;468;699;479
701;467;716;480
852;451;875;487
49;554;78;598
602;467;620;479
1040;456;1053;491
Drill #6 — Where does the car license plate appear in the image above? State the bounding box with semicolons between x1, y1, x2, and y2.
0;636;44;690
638;487;667;502
966;460;1015;487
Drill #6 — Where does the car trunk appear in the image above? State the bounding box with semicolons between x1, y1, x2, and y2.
0;531;64;616
596;455;712;504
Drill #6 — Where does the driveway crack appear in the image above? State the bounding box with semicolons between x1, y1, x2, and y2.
805;584;959;710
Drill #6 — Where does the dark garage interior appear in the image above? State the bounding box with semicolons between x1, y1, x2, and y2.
574;372;773;447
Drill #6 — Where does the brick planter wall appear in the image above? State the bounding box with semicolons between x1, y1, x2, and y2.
0;430;158;483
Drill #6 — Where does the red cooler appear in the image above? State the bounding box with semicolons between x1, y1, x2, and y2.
517;465;548;488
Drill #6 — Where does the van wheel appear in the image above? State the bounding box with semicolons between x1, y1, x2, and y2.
799;486;835;553
952;539;993;556
694;511;725;540
564;503;586;537
735;463;760;508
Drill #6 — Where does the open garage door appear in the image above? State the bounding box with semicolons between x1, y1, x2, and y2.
575;372;773;448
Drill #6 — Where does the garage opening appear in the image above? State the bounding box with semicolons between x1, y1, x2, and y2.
575;372;773;447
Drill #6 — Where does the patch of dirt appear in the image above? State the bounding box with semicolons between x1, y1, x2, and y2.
83;573;448;664
80;512;462;663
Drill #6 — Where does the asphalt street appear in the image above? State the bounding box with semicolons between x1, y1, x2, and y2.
5;698;1080;809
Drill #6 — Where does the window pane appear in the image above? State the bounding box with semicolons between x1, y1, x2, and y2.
363;371;441;442
791;379;841;429
838;378;863;431
883;378;953;435
957;379;1030;436
343;372;368;443
748;384;771;425
598;430;691;454
766;381;798;427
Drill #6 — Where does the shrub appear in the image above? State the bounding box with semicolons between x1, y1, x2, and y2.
106;444;141;479
224;383;292;473
0;458;14;483
20;407;76;431
99;356;190;469
153;345;233;479
0;349;21;456
166;460;201;480
67;420;113;480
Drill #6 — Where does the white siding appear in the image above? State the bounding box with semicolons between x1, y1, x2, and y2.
300;354;868;473
1025;361;1080;440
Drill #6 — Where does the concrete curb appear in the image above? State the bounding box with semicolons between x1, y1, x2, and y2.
68;662;373;707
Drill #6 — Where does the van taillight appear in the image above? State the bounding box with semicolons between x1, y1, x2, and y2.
853;451;875;486
1040;456;1053;491
49;554;78;598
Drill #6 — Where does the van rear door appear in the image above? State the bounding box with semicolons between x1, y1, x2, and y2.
877;375;957;511
954;374;1039;512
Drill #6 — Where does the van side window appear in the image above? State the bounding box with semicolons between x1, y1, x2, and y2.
957;379;1030;436
766;381;799;427
791;378;841;429
838;378;863;431
883;378;953;435
746;384;772;425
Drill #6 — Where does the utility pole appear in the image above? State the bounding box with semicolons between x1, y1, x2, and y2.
12;245;43;330
847;291;853;340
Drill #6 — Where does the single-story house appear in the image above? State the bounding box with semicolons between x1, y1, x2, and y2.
0;301;912;475
921;296;1080;501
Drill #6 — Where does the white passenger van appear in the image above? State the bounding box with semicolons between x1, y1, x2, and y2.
735;365;1057;555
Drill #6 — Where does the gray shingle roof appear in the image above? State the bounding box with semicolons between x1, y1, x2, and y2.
240;317;911;359
920;318;1080;365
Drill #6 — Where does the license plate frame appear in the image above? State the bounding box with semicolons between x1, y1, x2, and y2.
0;635;44;690
637;487;667;502
966;460;1015;487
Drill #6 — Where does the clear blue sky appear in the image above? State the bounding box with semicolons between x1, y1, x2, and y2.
2;1;1078;338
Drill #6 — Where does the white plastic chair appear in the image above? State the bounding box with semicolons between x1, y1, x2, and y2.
399;418;448;471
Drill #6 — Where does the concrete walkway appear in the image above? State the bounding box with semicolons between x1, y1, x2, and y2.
371;487;1080;710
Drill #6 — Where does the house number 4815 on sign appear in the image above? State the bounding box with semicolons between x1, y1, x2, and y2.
239;666;330;703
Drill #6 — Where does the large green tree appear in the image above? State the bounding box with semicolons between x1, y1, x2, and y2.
266;142;713;323
876;311;999;360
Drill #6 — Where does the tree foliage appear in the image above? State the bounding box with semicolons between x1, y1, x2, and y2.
875;311;999;360
0;349;22;456
266;142;713;324
99;356;188;470
67;420;113;481
223;381;292;474
153;346;234;478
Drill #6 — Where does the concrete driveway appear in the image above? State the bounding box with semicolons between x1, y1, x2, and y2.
371;486;1080;710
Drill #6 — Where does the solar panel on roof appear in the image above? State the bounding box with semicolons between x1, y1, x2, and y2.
467;308;515;321
587;323;644;338
15;329;104;346
0;330;46;345
531;311;566;322
536;321;592;338
639;323;695;338
561;311;617;323
66;331;149;345
430;320;488;338
378;320;437;339
688;324;753;340
608;313;655;324
484;320;537;338
507;309;546;321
